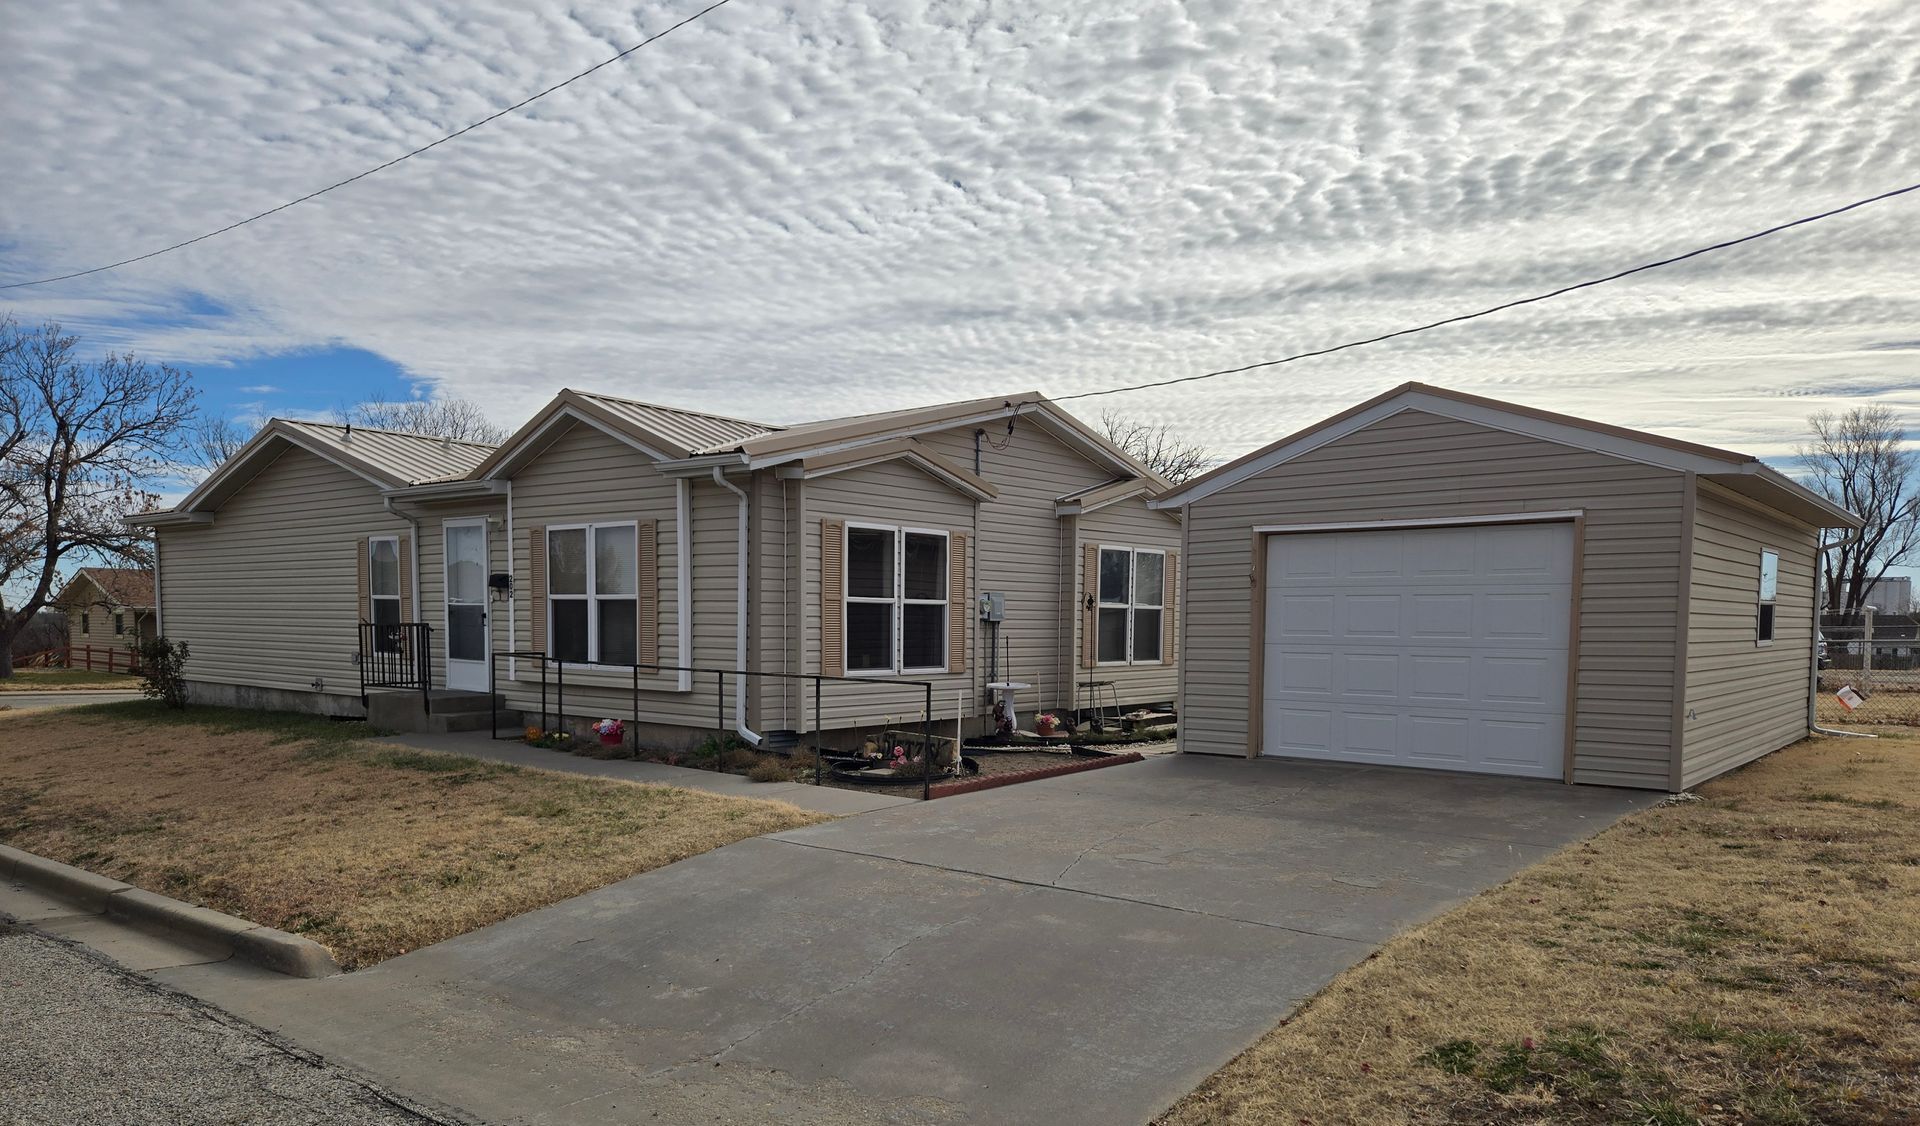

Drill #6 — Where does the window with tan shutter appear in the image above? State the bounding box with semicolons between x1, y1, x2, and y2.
1093;546;1165;666
842;522;949;674
546;522;638;665
821;519;845;676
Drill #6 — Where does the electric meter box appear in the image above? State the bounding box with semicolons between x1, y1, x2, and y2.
979;592;1006;622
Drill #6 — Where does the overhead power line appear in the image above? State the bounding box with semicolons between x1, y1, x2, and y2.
1;0;738;291
1054;180;1920;402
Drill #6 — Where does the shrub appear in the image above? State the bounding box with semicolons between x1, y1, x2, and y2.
134;636;190;709
747;757;796;783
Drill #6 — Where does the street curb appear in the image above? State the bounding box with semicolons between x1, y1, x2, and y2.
0;844;340;978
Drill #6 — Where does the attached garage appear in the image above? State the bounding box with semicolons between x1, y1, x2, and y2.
1156;384;1860;790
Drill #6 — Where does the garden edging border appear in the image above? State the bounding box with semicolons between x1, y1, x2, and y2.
929;751;1146;798
0;843;339;978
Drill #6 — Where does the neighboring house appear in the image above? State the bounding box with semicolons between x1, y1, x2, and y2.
53;567;158;647
1151;383;1860;792
129;392;1179;744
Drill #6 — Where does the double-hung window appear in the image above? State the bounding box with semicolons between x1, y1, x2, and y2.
369;536;402;652
845;524;948;674
548;523;639;666
1756;549;1779;644
1096;546;1165;664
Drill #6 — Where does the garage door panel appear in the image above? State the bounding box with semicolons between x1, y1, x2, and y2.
1269;707;1332;753
1272;648;1332;692
1486;592;1565;643
1341;534;1405;578
1408;654;1471;702
1474;717;1563;777
1271;594;1334;639
1482;654;1559;706
1403;713;1472;766
1345;595;1401;636
1262;523;1573;779
1341;652;1400;697
1411;594;1475;640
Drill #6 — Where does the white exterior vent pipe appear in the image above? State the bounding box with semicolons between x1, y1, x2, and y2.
711;467;763;747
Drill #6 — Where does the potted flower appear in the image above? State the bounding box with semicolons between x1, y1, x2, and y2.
1035;713;1060;737
593;718;625;747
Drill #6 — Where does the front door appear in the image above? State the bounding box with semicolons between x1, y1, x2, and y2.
445;520;489;692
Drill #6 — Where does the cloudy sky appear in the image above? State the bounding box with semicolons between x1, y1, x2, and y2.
5;0;1919;486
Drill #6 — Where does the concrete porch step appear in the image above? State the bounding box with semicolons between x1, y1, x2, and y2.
366;690;509;733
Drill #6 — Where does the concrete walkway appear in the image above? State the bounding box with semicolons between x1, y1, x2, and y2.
133;754;1654;1126
376;729;918;816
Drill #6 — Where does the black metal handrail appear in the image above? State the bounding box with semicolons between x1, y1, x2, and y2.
489;650;941;799
359;622;433;715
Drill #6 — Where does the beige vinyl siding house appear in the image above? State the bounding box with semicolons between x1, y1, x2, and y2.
153;443;417;712
1154;383;1857;791
1679;480;1821;788
55;567;157;648
136;389;1177;746
1074;494;1182;711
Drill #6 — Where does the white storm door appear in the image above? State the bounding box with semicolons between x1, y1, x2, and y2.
444;520;490;692
1261;521;1573;779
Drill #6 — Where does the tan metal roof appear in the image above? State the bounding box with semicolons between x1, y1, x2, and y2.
277;420;495;486
570;390;781;456
693;391;1044;457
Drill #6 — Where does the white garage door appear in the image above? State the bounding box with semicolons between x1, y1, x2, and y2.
1262;521;1573;779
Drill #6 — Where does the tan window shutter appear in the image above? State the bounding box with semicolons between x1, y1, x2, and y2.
356;538;371;622
1162;550;1178;664
1081;542;1100;668
396;535;413;623
528;526;547;653
821;519;845;677
948;531;968;674
637;519;660;666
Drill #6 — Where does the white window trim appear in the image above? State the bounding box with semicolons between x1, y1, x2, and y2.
1756;548;1779;647
368;534;402;622
843;522;950;676
1095;545;1167;667
546;521;639;669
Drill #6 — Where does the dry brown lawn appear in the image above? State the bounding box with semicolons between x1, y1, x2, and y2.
0;702;825;969
1162;734;1920;1126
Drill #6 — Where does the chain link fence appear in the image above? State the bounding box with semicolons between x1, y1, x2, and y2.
1817;612;1920;726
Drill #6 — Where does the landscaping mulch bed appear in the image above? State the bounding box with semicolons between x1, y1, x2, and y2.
811;748;1144;798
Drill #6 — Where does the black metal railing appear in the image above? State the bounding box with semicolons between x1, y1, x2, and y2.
489;650;941;799
359;622;433;714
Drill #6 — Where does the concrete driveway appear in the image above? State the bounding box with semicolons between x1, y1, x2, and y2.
155;754;1656;1126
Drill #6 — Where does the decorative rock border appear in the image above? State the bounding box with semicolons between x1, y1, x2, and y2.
0;844;339;978
928;750;1146;799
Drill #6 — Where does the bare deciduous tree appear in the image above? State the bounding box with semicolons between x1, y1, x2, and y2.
187;414;257;476
338;393;509;444
1;318;197;676
1099;410;1215;484
1798;405;1919;613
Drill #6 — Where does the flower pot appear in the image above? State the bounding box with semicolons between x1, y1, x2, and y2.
599;733;622;747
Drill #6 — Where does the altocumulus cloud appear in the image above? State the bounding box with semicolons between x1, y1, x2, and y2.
4;0;1920;460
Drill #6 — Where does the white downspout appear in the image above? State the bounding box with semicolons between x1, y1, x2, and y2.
710;467;761;746
676;478;693;693
505;478;515;681
152;537;164;637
